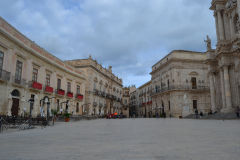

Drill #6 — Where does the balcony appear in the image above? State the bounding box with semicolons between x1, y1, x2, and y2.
56;89;65;96
76;94;84;100
0;69;10;82
12;76;27;87
99;103;103;108
44;85;54;93
67;92;73;98
151;85;210;96
29;81;42;90
147;101;152;105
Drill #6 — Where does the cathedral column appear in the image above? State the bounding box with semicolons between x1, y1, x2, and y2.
223;12;230;40
217;10;225;40
220;68;226;110
214;11;220;41
209;73;216;112
221;65;233;113
229;15;235;39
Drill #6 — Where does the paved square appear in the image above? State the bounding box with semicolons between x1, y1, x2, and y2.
0;119;239;160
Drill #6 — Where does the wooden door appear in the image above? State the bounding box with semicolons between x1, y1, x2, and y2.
11;98;19;116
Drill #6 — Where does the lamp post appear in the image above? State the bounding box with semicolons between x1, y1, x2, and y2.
40;96;55;125
29;98;34;118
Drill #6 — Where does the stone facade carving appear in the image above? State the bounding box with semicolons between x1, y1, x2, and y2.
208;0;240;113
226;0;237;10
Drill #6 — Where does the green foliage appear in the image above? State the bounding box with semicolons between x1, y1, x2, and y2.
63;112;71;118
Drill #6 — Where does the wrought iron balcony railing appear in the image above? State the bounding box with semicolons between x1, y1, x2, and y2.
12;76;27;86
151;85;209;96
0;69;10;82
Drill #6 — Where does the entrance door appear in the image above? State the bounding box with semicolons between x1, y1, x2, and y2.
193;100;197;110
11;98;19;116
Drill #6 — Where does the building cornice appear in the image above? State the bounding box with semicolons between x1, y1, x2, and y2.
150;58;207;75
75;65;123;87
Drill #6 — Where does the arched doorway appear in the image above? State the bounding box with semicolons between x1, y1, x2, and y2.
11;89;20;117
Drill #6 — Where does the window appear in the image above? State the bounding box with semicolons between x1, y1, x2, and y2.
94;83;97;90
169;101;171;111
67;82;71;92
167;79;170;89
57;99;60;111
193;100;197;109
77;85;80;94
0;51;3;70
32;68;38;82
46;74;50;86
191;77;197;89
57;79;61;90
76;102;79;112
15;60;23;83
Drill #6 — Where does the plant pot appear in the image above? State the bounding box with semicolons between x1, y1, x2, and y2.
65;117;70;122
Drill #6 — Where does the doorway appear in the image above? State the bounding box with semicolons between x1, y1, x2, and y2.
11;89;20;116
193;100;197;110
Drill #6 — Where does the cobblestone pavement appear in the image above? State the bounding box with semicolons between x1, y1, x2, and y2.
0;119;239;160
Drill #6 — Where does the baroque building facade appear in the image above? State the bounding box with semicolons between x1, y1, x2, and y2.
0;17;86;117
138;81;153;118
65;57;123;116
207;0;240;113
151;50;211;117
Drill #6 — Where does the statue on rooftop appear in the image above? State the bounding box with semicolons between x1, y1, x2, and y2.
204;35;212;51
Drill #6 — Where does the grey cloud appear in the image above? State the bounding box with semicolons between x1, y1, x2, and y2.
0;0;216;87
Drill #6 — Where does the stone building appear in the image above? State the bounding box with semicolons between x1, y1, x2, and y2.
122;87;130;118
207;0;240;113
138;81;153;118
0;17;86;117
65;57;123;116
151;50;211;117
129;89;138;117
122;86;137;118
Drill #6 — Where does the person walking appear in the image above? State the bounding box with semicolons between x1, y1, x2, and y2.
236;107;240;118
195;109;199;119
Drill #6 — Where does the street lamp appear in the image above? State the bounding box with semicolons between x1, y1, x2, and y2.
29;98;34;118
40;96;55;125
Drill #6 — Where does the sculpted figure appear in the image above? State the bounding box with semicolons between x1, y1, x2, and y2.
204;35;212;51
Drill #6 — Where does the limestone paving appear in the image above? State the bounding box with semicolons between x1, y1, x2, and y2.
0;119;239;160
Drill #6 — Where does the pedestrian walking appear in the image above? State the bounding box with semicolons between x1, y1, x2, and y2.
236;107;240;118
195;109;198;119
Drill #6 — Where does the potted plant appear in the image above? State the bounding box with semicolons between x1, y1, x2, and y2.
64;112;71;122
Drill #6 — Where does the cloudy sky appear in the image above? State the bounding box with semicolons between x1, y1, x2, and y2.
0;0;216;87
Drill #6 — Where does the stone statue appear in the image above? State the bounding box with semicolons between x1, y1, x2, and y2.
204;35;212;51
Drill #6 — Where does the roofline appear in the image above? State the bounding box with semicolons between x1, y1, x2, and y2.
152;50;205;68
